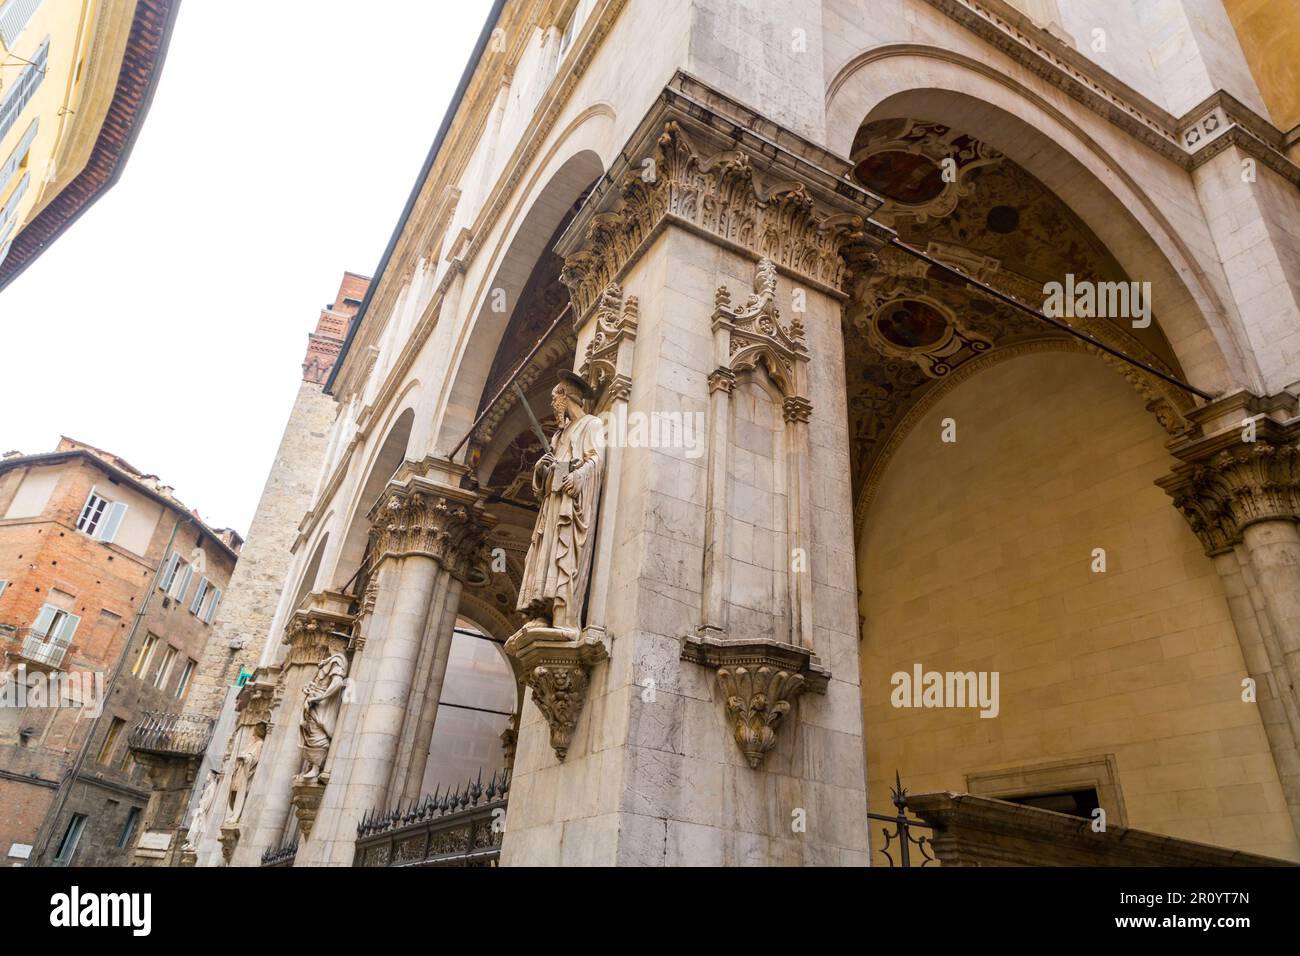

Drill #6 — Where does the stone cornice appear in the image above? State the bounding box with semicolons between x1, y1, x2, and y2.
556;74;884;319
914;0;1300;185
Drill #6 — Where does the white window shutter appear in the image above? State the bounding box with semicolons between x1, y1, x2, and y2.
99;502;127;543
56;611;80;646
31;603;56;638
190;578;208;614
159;553;179;592
204;589;222;624
174;565;193;602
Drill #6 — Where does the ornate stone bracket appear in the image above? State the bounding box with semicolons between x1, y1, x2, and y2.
578;283;638;410
504;623;608;762
682;634;830;770
290;780;326;838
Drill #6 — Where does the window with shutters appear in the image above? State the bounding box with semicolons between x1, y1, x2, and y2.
189;577;209;614
23;602;79;668
0;35;49;144
76;488;127;544
131;633;159;678
201;586;222;625
0;0;43;48
117;806;142;849
0;579;8;600
159;552;191;600
153;645;177;690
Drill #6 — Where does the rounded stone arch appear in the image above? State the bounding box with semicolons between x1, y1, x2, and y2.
432;105;616;459
854;337;1180;526
331;405;416;590
824;45;1249;394
289;530;330;613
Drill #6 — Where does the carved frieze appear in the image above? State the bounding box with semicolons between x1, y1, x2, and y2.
560;122;865;319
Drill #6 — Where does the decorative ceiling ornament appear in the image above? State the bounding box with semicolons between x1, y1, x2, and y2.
850;119;1002;225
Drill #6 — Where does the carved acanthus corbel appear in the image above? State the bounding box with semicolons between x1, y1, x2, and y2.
579;284;639;406
683;636;830;770
504;625;607;762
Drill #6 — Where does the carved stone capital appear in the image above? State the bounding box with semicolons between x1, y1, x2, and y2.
235;667;279;730
504;623;608;762
367;480;495;581
1159;436;1300;554
707;367;737;394
282;597;354;666
782;396;813;423
682;633;829;770
290;780;326;838
579;285;639;403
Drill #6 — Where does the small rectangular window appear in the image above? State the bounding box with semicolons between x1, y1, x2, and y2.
169;562;192;602
53;813;87;866
131;634;159;677
97;717;125;764
154;646;177;690
174;658;196;699
158;552;181;593
117;806;142;849
76;490;109;536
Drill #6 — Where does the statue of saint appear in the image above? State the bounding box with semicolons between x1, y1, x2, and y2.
298;651;349;783
224;721;265;825
516;370;605;632
184;771;219;852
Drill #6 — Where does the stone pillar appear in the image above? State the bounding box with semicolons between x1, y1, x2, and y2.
228;593;354;866
1159;392;1300;838
499;78;878;865
294;461;492;865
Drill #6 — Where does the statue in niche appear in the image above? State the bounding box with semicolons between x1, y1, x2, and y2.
297;651;349;783
516;370;605;632
224;721;266;825
183;770;219;852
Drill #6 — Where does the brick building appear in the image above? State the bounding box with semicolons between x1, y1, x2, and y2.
0;438;238;866
179;272;368;866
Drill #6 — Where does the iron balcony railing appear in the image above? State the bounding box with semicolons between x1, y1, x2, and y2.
128;712;215;758
19;634;70;668
354;768;511;867
867;772;936;867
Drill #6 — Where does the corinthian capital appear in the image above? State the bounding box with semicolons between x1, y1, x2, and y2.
1157;406;1300;555
367;481;495;581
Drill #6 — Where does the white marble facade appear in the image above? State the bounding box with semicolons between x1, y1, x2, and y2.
194;0;1300;866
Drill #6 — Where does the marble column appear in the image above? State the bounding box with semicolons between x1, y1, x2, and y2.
295;461;492;865
1160;393;1300;838
228;593;354;866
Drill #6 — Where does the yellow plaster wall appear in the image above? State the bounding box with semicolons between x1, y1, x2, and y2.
1225;0;1300;131
857;349;1299;861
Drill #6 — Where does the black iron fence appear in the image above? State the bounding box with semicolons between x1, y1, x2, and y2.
354;769;511;867
867;772;935;867
262;836;298;868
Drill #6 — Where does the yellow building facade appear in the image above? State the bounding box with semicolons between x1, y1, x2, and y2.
0;0;178;288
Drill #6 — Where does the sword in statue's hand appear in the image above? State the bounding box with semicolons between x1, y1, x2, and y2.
512;382;553;456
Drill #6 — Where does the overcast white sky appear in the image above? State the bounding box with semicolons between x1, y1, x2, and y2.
1;0;493;535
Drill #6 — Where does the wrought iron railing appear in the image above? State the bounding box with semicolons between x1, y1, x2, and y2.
867;771;936;867
128;712;215;758
19;633;69;668
262;837;298;867
354;768;511;867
